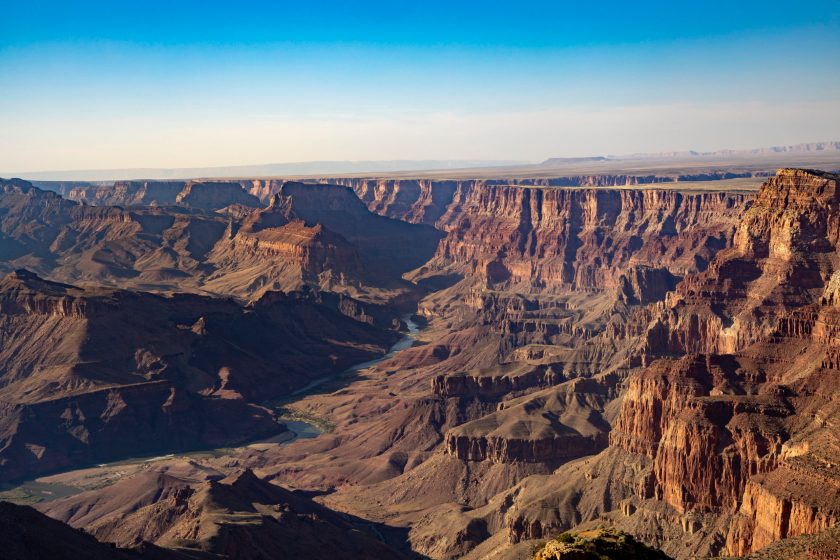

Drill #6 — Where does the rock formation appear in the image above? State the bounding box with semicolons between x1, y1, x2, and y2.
443;377;613;464
174;181;261;210
39;468;408;559
416;169;840;559
0;500;181;559
615;168;840;555
0;269;397;481
204;181;443;302
66;180;185;207
0;178;440;304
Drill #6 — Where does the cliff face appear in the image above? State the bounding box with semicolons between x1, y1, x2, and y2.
431;363;564;400
204;206;368;300
62;180;261;210
396;183;751;397
203;181;442;302
415;186;745;293
444;430;608;465
174;181;261;210
335;174;762;225
443;377;614;464
239;178;288;203
66;181;185;206
608;169;840;554
271;182;444;278
611;355;789;515
346;179;459;225
645;168;840;356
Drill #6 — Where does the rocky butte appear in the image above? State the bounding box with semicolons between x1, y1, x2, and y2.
0;168;837;559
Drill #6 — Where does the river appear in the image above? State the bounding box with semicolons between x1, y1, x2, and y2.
0;313;422;505
289;313;421;397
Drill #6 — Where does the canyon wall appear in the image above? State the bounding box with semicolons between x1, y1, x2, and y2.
6;170;840;559
607;169;840;555
333;174;763;224
351;170;840;560
340;181;750;296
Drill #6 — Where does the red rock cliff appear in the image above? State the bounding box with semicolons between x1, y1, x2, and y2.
611;169;840;554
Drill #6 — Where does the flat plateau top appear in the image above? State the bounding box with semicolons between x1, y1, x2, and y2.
275;152;840;183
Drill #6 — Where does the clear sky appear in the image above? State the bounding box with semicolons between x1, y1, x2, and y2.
1;0;839;171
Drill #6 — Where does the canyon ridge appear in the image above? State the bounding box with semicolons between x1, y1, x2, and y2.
0;158;838;559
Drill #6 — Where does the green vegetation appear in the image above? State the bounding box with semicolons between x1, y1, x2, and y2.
277;406;335;433
532;528;673;560
0;486;43;505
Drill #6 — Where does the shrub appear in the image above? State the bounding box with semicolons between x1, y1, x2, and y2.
555;532;574;544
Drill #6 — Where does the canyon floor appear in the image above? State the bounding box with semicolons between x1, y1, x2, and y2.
1;158;840;559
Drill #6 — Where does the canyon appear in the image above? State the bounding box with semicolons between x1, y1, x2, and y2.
0;167;838;559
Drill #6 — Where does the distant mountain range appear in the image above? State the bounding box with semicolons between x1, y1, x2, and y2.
4;141;838;181
537;156;610;166
531;141;840;167
607;140;840;162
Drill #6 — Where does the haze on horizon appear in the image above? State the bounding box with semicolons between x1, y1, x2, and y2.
1;0;839;174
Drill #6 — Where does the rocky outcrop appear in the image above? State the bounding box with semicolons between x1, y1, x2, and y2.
271;182;444;277
445;431;608;464
648;168;840;356
239;178;291;203
617;267;679;305
607;169;840;554
65;181;185;206
727;471;840;555
39;469;407;560
346;179;459;225
0;269;97;317
174;181;261;210
728;525;840;559
202;181;442;302
432;363;564;399
444;378;614;464
0;501;178;559
206;217;368;299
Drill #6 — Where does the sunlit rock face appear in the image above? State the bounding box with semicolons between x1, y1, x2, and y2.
608;169;840;556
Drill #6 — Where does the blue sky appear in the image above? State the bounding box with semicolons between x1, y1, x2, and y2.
1;1;839;171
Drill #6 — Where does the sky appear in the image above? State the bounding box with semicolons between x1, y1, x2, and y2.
1;0;839;172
